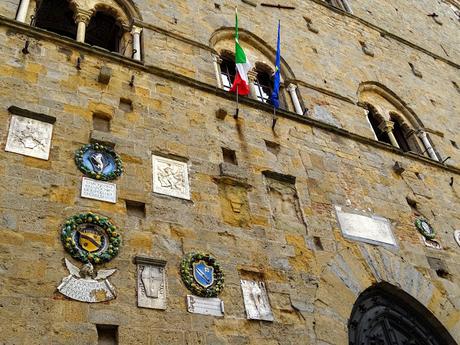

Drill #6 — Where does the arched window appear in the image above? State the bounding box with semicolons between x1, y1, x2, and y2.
34;0;77;40
349;283;456;345
366;105;392;145
326;0;352;13
86;11;122;52
219;52;236;91
254;64;274;104
391;114;411;152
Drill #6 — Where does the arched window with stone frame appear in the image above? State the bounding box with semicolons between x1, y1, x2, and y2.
325;0;352;13
210;27;305;115
358;82;440;161
15;0;144;61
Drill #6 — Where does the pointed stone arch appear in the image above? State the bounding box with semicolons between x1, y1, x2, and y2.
313;244;460;344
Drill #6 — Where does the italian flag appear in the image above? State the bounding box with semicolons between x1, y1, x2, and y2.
229;8;251;95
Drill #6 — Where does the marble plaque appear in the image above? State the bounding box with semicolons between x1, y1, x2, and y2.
423;236;442;250
81;177;117;203
5;115;53;160
152;155;190;199
186;295;224;317
335;206;397;247
135;257;167;310
454;230;460;247
241;280;274;321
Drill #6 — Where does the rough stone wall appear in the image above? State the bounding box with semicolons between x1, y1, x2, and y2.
0;0;459;344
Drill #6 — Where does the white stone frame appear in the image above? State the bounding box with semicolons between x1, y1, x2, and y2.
152;155;190;200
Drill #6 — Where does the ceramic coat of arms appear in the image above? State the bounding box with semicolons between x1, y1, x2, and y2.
415;218;436;240
75;143;123;181
180;252;224;297
58;212;121;303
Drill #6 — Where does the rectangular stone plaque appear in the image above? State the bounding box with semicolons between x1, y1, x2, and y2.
335;206;397;247
241;280;274;321
135;256;167;310
186;295;224;317
5;115;53;160
152;155;190;200
81;177;117;203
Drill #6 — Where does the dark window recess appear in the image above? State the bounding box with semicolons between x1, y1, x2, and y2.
34;0;77;39
264;140;280;156
96;325;118;345
254;70;273;104
220;55;236;91
126;200;146;218
86;12;122;52
119;98;133;112
222;148;237;165
391;117;411;152
367;108;391;145
93;114;111;132
451;140;459;149
313;236;324;250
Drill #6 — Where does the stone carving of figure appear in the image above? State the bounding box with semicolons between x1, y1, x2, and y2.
90;152;105;173
250;282;270;317
157;163;185;191
141;265;163;298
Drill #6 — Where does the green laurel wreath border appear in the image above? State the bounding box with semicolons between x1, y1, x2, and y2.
180;252;224;298
75;143;123;181
415;218;436;240
60;212;122;264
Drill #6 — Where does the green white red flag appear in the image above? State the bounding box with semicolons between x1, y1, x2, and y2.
229;8;251;95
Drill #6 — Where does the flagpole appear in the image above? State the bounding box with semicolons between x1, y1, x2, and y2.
235;85;239;119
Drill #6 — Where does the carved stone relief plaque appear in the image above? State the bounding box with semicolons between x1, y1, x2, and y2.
335;206;397;247
5;115;53;160
134;256;167;310
152;155;190;199
241;280;274;321
217;182;251;228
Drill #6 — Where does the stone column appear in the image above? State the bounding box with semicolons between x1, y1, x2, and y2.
131;25;143;61
418;131;439;161
212;54;223;89
378;120;400;148
74;9;92;43
287;84;303;115
247;70;259;100
16;0;31;23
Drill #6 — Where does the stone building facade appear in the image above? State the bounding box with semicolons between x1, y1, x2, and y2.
0;0;459;344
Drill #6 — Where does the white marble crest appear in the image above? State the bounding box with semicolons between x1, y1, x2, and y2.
152;155;190;199
454;230;460;248
81;177;117;203
5;115;53;160
58;258;116;303
135;257;167;310
186;295;224;317
335;206;397;247
240;280;274;321
422;236;442;250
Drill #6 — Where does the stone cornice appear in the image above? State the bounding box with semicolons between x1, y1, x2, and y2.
307;0;460;69
1;17;460;175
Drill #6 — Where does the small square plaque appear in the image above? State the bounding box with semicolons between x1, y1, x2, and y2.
335;206;397;247
5;115;53;160
186;295;224;317
241;280;274;321
81;177;117;203
152;155;190;199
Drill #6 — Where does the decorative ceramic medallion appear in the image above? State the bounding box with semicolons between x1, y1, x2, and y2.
180;252;224;297
75;143;123;181
60;212;121;264
454;230;460;248
415;218;435;240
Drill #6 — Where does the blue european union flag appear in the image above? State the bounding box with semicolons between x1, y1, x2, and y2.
271;21;281;109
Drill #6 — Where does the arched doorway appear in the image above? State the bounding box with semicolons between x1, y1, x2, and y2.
349;283;457;345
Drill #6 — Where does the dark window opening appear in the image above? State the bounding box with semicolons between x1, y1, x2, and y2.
125;200;146;218
220;55;236;91
93;113;111;132
391;117;411;152
86;12;122;52
34;0;77;39
222;148;237;165
254;70;273;104
96;324;118;345
367;108;391;145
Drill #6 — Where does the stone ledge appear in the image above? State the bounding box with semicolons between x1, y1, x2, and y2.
8;105;56;124
133;255;167;266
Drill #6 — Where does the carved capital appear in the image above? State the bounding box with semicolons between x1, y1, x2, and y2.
74;9;93;25
131;25;143;35
247;70;258;82
213;54;223;64
287;83;297;93
378;120;394;133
